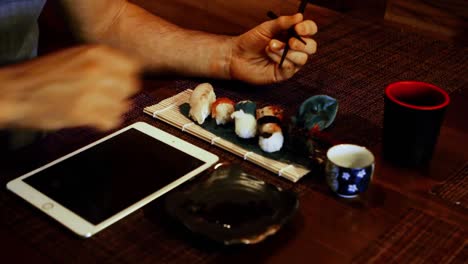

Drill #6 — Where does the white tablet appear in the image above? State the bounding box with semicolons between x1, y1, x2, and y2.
7;122;218;238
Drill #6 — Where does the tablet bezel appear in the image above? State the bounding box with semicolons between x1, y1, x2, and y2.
6;122;219;238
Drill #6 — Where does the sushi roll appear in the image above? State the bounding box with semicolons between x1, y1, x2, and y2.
256;105;284;153
189;83;216;125
211;97;235;125
231;100;257;139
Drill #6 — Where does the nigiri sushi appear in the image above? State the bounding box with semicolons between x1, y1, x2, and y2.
258;123;284;153
256;105;284;153
211;97;235;125
256;105;284;122
231;100;257;139
189;83;216;125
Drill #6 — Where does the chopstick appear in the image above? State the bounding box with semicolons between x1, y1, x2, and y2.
298;0;309;14
268;0;309;68
267;11;306;45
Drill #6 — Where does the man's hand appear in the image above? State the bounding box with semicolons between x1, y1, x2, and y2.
0;45;141;131
229;13;318;84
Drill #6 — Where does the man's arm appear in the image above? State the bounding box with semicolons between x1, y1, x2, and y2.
59;0;317;84
59;0;232;79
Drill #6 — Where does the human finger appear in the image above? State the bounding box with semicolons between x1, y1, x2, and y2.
282;50;309;66
289;37;317;55
72;95;131;130
268;39;286;52
92;100;131;131
265;45;297;70
294;20;318;36
265;45;283;65
259;13;303;37
90;75;141;99
268;41;309;66
266;40;293;67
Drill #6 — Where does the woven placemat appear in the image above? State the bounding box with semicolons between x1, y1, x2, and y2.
431;163;468;209
352;208;467;263
0;193;218;264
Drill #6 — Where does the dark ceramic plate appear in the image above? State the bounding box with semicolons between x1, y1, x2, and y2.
165;164;299;245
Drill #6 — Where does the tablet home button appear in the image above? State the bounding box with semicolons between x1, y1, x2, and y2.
42;202;54;210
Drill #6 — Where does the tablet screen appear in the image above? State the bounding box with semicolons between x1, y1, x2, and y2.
24;128;204;225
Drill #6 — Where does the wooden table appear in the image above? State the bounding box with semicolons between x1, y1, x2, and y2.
1;1;467;263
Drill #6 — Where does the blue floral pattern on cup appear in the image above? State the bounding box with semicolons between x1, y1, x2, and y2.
330;166;374;197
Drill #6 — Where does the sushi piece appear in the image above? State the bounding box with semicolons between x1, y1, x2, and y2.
256;105;284;153
256;105;284;124
258;123;284;153
231;100;257;139
211;97;235;125
189;83;216;124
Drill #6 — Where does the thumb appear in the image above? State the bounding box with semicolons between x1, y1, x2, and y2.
260;13;303;37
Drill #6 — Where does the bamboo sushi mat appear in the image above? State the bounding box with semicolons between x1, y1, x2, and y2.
143;89;310;182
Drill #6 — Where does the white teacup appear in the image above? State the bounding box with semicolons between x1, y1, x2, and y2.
325;144;375;198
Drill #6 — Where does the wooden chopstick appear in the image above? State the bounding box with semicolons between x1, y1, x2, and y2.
298;0;309;14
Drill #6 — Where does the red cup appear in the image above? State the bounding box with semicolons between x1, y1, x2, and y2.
383;81;450;167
